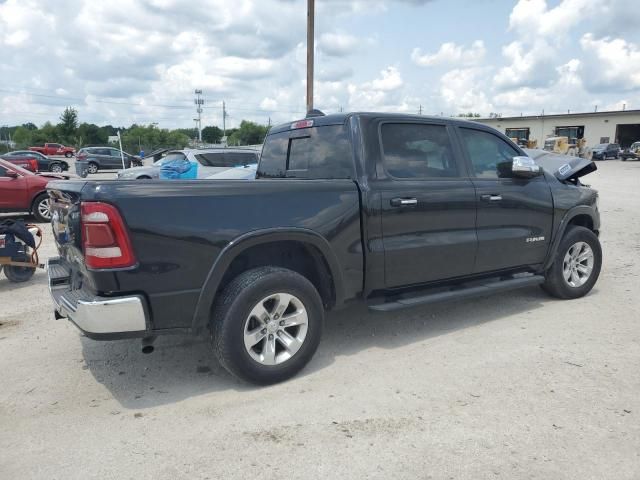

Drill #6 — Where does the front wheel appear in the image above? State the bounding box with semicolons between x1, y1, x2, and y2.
87;162;99;174
64;152;72;158
210;267;324;385
32;193;52;222
542;226;602;299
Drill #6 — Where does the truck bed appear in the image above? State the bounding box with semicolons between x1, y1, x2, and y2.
48;178;363;332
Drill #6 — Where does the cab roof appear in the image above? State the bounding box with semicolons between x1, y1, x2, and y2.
268;112;491;135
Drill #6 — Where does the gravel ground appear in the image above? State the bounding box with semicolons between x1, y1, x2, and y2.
1;160;639;479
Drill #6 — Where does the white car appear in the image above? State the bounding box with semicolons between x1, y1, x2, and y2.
117;148;259;180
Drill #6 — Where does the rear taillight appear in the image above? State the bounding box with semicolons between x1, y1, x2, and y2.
81;202;136;269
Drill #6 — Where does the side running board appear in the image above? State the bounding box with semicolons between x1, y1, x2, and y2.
368;275;545;312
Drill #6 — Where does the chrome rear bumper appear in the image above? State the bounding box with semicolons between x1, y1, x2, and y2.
47;257;147;335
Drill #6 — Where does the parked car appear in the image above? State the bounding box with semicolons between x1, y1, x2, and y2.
621;141;640;161
2;150;69;173
591;143;620;160
76;147;141;173
29;143;75;158
0;159;68;222
0;154;39;172
47;112;602;385
116;148;260;180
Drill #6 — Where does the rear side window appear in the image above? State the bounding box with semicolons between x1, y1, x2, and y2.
194;152;257;167
381;123;459;178
258;125;354;179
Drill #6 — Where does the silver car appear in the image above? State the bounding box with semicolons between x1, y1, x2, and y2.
117;148;260;180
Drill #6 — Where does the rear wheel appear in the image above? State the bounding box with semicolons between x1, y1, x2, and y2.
87;162;99;174
49;163;63;173
210;267;324;385
137;175;151;180
65;152;72;158
32;193;51;222
4;253;35;283
542;226;602;299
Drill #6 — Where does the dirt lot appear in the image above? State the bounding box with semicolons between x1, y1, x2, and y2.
1;160;639;479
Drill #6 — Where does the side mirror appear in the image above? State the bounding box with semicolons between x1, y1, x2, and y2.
6;170;18;178
511;156;542;179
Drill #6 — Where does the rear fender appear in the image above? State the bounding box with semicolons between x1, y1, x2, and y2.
191;228;345;332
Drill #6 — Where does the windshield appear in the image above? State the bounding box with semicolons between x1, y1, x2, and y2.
0;160;33;176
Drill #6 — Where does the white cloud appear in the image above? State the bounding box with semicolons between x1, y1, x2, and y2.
439;68;493;114
411;41;485;67
493;40;557;89
580;34;640;91
348;66;405;110
317;33;360;57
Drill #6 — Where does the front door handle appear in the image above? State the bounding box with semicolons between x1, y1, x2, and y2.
390;197;418;207
480;194;502;202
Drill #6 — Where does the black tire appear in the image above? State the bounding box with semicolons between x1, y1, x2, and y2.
137;175;151;180
622;157;627;161
87;162;99;174
542;226;602;299
210;266;324;385
65;152;72;158
4;253;35;283
49;162;63;173
31;193;51;222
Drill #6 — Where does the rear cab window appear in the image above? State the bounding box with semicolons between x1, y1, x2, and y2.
258;124;354;179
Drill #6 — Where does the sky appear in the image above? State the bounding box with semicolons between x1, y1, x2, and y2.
1;0;639;129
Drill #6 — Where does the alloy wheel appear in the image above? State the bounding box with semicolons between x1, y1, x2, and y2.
562;241;594;288
37;198;51;220
243;293;309;366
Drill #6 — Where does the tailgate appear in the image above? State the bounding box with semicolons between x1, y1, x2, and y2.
48;180;86;269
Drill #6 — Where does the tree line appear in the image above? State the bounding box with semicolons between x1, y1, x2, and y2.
1;107;271;154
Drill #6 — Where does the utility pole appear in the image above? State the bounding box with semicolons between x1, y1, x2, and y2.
306;0;315;114
419;104;423;115
194;89;204;143
222;101;227;138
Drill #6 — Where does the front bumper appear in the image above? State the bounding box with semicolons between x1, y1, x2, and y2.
47;257;148;337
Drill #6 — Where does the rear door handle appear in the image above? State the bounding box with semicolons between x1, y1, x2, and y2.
390;197;418;207
481;194;502;202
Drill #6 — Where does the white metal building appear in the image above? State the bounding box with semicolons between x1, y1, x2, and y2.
475;109;640;148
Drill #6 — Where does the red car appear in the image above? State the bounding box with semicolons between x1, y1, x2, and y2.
0;159;67;222
0;155;38;172
29;143;75;158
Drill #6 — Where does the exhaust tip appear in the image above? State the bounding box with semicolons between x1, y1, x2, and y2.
141;336;156;354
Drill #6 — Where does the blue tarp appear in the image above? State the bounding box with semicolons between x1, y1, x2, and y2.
159;159;198;179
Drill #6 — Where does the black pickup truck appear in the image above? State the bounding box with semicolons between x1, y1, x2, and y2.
47;113;602;384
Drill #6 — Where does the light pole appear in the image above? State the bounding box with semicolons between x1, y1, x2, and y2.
194;89;204;142
306;0;315;115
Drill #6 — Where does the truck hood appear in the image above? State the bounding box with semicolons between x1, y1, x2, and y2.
523;149;597;182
